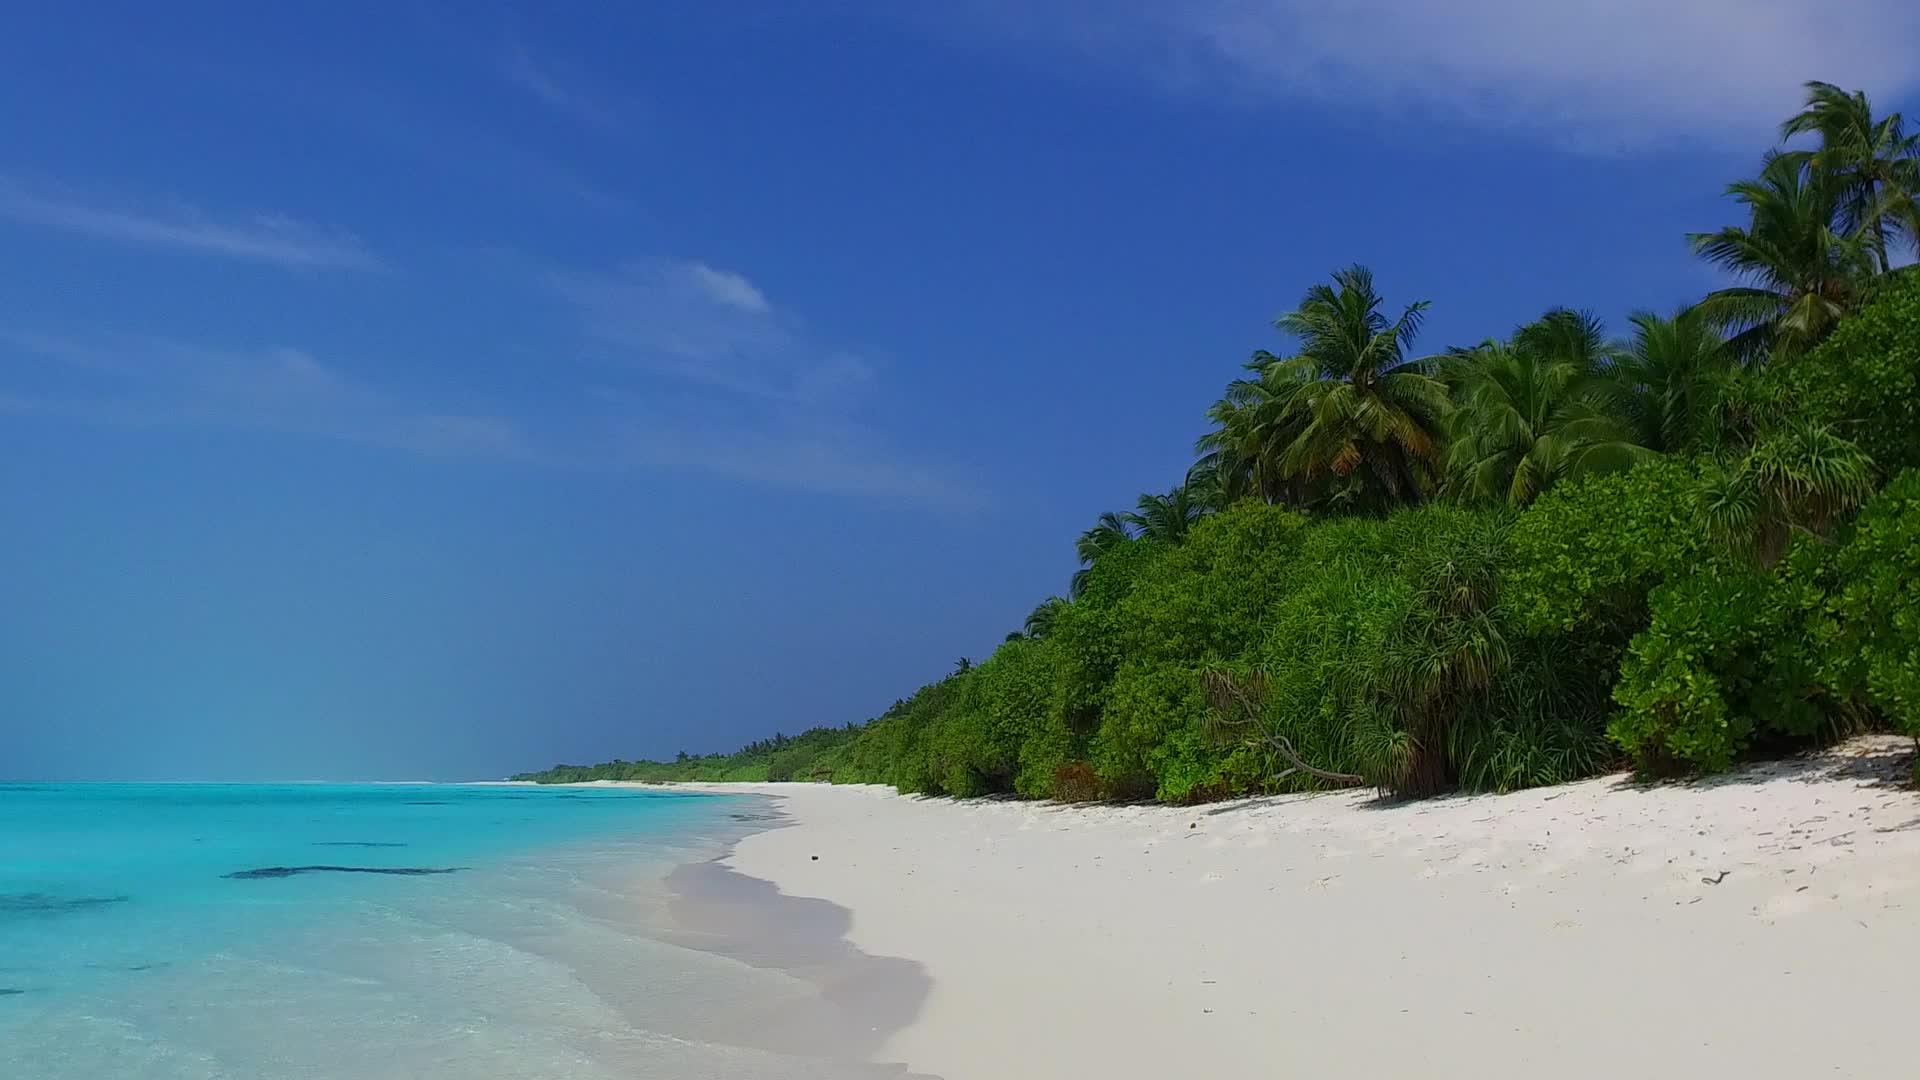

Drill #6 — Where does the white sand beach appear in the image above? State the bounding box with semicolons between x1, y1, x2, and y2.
692;737;1920;1080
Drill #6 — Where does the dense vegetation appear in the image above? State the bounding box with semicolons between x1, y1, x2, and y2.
519;83;1920;799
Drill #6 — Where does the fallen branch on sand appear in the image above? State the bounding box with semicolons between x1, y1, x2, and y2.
1202;668;1366;787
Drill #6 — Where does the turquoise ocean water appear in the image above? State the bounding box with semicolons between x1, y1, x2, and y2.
0;783;900;1079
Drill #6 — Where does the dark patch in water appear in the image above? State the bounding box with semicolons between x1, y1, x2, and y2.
0;893;130;918
404;801;449;806
83;961;168;973
223;865;463;880
0;988;23;997
312;841;409;848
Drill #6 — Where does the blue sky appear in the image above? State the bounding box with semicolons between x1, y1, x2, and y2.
4;2;1917;780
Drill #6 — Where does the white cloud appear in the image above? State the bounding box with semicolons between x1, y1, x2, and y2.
685;262;772;314
0;333;529;460
0;178;380;269
916;0;1920;149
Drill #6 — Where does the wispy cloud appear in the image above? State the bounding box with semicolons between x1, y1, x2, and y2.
0;178;380;270
0;259;974;506
685;262;771;314
603;403;978;505
913;1;1920;150
553;257;978;506
502;39;621;129
0;292;975;507
0;333;527;460
551;258;869;406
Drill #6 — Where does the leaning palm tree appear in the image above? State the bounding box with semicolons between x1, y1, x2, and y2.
1690;150;1874;358
1069;511;1134;598
1782;81;1920;274
1244;265;1452;511
1442;310;1648;506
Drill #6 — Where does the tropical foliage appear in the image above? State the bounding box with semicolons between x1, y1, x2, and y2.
1440;309;1647;506
519;82;1920;800
1197;265;1450;514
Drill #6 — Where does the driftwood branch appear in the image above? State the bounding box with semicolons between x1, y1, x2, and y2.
1202;667;1366;787
1256;733;1365;786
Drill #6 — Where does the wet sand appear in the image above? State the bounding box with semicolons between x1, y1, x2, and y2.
657;801;937;1077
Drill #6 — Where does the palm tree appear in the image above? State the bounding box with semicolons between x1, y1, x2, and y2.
1609;308;1745;454
1238;265;1451;511
952;657;974;677
1690;151;1874;358
1180;459;1231;514
1782;81;1920;274
1070;511;1134;598
1196;361;1302;506
1023;596;1068;640
1127;482;1211;544
1442;310;1647;506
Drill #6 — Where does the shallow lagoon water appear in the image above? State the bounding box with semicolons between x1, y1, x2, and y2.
0;783;924;1079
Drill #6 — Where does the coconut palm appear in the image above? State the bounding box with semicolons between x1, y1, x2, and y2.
1180;459;1232;514
1690;151;1874;358
1442;310;1648;507
1608;308;1745;454
1510;306;1616;368
1127;482;1212;544
1216;265;1450;512
1782;81;1920;274
1022;596;1068;640
1195;360;1313;506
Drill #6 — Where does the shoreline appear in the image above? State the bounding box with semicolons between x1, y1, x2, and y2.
633;735;1920;1079
650;797;935;1077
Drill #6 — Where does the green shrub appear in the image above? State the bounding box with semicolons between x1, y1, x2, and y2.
1448;633;1618;792
1090;660;1214;802
764;746;815;782
1830;469;1920;734
1505;458;1709;635
1049;539;1163;732
1113;503;1310;664
1609;543;1833;772
1771;271;1920;474
1253;556;1410;788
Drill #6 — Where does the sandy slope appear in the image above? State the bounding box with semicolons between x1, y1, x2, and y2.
695;737;1920;1080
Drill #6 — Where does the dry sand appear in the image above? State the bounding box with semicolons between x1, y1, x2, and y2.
686;737;1920;1079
